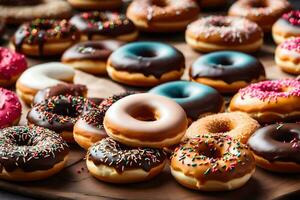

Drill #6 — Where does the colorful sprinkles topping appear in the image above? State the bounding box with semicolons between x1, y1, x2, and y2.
99;91;136;113
280;37;300;53
282;10;300;26
81;109;105;129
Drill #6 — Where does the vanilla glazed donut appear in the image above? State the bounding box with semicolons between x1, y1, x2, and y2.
67;0;122;10
0;126;69;181
62;40;124;75
16;62;75;105
27;95;96;143
272;10;300;44
126;0;199;32
149;81;224;121
86;137;167;183
229;0;291;32
185;112;260;144
171;134;256;191
248;123;300;173
74;92;134;150
185;16;263;53
190;51;266;93
104;93;188;148
107;42;185;87
70;11;138;42
12;18;80;57
0;0;72;25
229;79;300;124
275;37;300;75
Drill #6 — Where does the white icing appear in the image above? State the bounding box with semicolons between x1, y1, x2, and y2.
275;19;300;35
18;62;75;90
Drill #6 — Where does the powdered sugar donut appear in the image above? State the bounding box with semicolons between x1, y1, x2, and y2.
0;88;22;128
185;16;263;53
229;79;300;123
0;47;27;87
16;62;75;105
275;37;300;74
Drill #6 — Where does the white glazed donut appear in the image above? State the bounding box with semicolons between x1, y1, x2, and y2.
16;62;75;105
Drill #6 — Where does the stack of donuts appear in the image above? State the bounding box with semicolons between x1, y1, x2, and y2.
0;0;299;196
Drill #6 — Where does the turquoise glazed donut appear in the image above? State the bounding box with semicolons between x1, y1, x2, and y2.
107;42;185;87
149;81;224;120
190;51;265;93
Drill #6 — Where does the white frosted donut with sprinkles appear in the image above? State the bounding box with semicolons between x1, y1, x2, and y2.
275;37;300;75
185;16;263;53
229;79;300;123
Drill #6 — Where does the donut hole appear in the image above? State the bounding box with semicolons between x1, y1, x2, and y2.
136;49;157;58
211;20;230;27
130;105;158;121
199;146;222;159
206;121;232;134
250;1;267;8
168;90;190;99
53;102;78;117
214;57;233;67
273;131;299;143
151;0;167;7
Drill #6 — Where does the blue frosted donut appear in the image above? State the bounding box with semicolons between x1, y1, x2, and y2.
149;81;224;120
190;51;265;93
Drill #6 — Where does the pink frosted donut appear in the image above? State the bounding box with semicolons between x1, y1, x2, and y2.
0;47;27;87
0;88;22;128
229;79;300;123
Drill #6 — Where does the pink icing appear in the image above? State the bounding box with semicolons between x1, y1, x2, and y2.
240;79;300;102
0;47;27;79
0;88;22;128
282;10;300;26
279;37;300;53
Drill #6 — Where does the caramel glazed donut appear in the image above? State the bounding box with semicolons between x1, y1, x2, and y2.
248;123;300;173
70;11;138;42
27;95;96;143
104;93;188;148
228;0;291;32
0;126;69;181
185;16;263;53
126;0;199;32
87;137;167;183
229;79;300;124
0;0;72;25
16;62;75;105
62;40;124;75
107;42;185;87
171;134;256;191
185;112;260;144
12;18;80;57
67;0;122;10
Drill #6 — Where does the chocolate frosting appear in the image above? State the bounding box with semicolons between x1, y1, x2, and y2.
248;123;300;163
27;95;96;133
0;0;41;5
70;12;136;40
190;51;265;83
0;126;69;172
88;137;166;173
109;42;185;78
62;40;124;62
33;84;87;105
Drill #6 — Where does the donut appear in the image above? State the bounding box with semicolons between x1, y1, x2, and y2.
228;0;291;32
229;79;300;124
12;18;80;57
185;16;263;53
0;0;72;25
33;83;87;105
170;134;256;191
62;40;124;75
70;11;138;42
0;126;69;181
149;81;224;121
73;92;134;150
67;0;122;10
190;51;266;93
104;93;188;148
272;10;300;44
86;137;167;183
0;88;22;129
126;0;199;32
27;95;96;143
185;112;260;144
0;47;27;87
248;123;300;173
198;0;226;9
275;37;300;75
107;42;185;87
16;62;75;105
